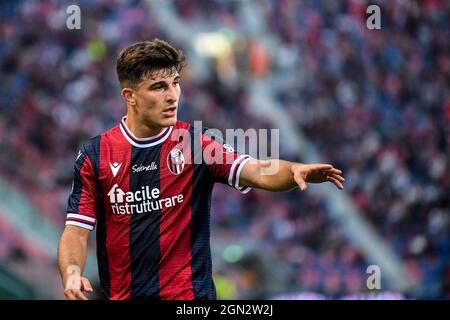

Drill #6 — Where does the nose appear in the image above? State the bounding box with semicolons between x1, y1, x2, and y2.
165;85;178;104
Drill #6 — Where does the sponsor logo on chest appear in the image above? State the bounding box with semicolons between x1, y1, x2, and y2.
132;162;158;173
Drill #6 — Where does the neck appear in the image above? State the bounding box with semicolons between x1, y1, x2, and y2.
124;113;164;138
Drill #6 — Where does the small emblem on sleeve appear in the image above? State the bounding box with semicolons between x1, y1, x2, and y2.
223;143;235;153
76;150;83;161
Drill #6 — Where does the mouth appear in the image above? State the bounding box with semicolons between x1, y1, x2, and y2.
162;106;177;117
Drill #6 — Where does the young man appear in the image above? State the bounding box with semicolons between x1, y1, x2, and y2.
57;39;345;300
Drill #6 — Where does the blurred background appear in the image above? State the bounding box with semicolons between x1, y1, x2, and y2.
0;0;449;299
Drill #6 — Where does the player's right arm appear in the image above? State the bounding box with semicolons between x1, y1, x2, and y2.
57;225;93;300
58;144;99;300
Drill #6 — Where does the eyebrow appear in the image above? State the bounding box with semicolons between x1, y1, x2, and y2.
148;76;181;88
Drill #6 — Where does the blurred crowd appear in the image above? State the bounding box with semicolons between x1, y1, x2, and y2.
262;0;450;299
0;0;449;299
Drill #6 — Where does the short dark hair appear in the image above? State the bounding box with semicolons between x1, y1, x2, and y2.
116;39;186;89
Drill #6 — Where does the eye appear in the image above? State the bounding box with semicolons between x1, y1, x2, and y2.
151;85;164;91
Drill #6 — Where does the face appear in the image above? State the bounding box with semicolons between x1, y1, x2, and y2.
128;69;181;129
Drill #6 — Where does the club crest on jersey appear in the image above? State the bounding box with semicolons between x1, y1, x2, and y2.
167;148;185;175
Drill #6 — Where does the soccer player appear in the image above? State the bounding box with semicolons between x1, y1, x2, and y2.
57;39;345;300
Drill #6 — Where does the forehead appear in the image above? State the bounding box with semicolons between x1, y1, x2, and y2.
141;68;179;84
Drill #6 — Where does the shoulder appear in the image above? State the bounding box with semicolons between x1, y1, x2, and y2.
175;120;191;131
176;120;212;137
79;134;102;155
82;135;101;150
176;121;219;145
79;124;117;157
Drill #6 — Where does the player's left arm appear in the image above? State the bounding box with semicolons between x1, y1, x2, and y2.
239;159;345;192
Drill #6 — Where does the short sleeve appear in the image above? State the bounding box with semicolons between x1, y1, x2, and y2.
65;145;98;231
200;129;252;194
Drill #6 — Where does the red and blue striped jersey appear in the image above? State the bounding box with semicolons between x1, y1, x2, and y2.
65;117;252;300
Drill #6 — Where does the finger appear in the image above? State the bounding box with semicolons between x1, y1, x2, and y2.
73;289;88;300
311;164;333;171
81;277;93;293
64;290;78;300
327;176;344;189
294;171;308;191
323;168;342;175
329;173;345;182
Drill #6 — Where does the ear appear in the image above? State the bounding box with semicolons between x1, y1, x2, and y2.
121;88;136;106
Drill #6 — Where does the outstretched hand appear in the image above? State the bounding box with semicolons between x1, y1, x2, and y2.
291;163;345;191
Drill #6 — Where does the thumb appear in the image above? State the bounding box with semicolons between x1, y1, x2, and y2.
294;171;308;191
81;277;93;292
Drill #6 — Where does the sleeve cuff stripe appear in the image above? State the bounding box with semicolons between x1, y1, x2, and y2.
66;220;94;231
238;186;252;194
234;157;252;190
228;155;250;187
67;213;96;223
66;217;95;226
